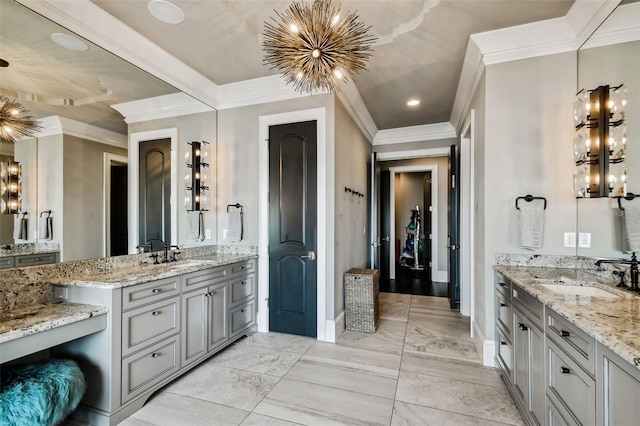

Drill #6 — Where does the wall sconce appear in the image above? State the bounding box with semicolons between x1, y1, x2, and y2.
0;161;22;214
184;141;209;211
573;84;626;198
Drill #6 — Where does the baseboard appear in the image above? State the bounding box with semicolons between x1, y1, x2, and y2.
436;270;448;282
472;318;496;367
323;311;345;343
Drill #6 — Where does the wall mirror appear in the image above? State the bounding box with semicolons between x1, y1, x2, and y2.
576;0;640;259
0;0;211;261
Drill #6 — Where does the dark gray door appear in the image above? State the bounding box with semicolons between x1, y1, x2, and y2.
110;164;128;256
268;121;317;337
139;138;171;247
448;144;460;309
422;172;432;281
379;170;391;281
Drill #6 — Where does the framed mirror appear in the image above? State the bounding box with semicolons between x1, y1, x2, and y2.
576;0;640;259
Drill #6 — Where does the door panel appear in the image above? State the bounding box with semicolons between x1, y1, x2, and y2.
138;138;171;246
448;144;461;308
423;172;432;280
379;170;391;281
268;121;317;337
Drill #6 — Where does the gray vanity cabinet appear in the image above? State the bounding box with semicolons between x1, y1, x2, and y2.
0;251;59;269
596;343;640;426
495;274;514;380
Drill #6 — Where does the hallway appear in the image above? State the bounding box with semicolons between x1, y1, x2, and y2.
119;294;523;425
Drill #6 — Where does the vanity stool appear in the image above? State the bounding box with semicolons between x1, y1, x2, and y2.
0;359;85;426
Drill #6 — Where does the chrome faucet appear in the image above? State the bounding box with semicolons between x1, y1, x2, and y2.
595;252;639;292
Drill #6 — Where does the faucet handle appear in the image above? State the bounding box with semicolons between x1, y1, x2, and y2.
171;251;181;262
613;270;628;288
150;253;160;264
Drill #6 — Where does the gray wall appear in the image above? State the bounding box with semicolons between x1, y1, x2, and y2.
479;51;577;343
37;133;64;253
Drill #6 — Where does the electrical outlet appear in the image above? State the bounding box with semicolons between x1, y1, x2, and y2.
205;229;211;239
579;232;591;248
563;232;576;248
222;229;228;240
53;286;68;300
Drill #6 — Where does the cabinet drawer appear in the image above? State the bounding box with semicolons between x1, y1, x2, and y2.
496;274;511;297
121;336;179;404
229;301;255;338
122;277;180;311
183;266;228;291
122;297;180;356
230;259;255;277
15;252;57;267
496;292;511;336
547;309;595;376
512;284;543;325
230;274;255;306
547;340;595;426
0;257;15;269
495;327;513;381
547;397;573;426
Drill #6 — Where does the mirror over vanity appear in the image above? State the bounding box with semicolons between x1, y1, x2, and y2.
0;0;216;262
576;0;640;259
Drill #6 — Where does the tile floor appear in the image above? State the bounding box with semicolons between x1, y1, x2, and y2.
119;294;524;425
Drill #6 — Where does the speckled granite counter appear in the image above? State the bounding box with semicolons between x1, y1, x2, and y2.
47;253;257;289
494;265;640;369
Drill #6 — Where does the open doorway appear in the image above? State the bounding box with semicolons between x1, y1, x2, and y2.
103;153;128;257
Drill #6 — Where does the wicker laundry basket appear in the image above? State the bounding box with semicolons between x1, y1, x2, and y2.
344;268;379;333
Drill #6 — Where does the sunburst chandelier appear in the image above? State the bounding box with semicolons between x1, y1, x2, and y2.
262;0;376;93
0;95;41;144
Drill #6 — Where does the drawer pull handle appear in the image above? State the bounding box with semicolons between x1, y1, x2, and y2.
241;309;245;313
151;353;160;358
561;330;570;337
152;311;161;316
152;289;162;294
500;303;506;307
241;281;246;285
560;366;571;374
499;282;506;287
500;341;507;346
241;266;246;270
519;323;528;331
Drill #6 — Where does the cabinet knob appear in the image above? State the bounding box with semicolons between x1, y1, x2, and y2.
560;366;571;374
241;281;246;285
152;288;162;294
151;353;160;358
241;309;245;313
519;323;528;331
500;303;506;307
560;330;570;338
152;311;161;316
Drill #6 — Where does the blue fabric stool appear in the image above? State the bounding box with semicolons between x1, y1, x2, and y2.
0;359;85;426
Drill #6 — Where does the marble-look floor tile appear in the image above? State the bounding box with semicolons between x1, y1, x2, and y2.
254;379;394;426
379;293;412;321
240;413;303;425
410;296;461;317
400;352;503;388
403;328;481;364
407;311;471;337
285;356;398;399
307;341;402;370
395;372;524;425
165;364;279;411
338;317;407;354
119;391;248;426
391;401;516;426
209;343;301;377
234;332;315;354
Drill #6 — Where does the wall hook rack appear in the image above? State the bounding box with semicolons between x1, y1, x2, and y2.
344;187;365;198
515;195;547;210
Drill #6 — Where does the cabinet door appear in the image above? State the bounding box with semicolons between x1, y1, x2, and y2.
513;309;529;404
530;323;545;426
598;344;640;426
208;282;228;351
181;287;208;367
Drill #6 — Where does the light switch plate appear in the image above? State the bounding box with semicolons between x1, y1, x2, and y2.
222;229;228;240
579;232;591;248
563;232;576;248
205;229;211;239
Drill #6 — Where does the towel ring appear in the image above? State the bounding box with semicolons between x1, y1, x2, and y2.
616;192;637;211
515;195;547;210
40;210;52;217
227;203;243;214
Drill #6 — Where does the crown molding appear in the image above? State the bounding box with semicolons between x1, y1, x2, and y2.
112;93;214;124
376;147;450;161
216;75;316;110
15;0;220;108
373;122;455;146
35;116;127;148
582;2;640;49
336;81;378;143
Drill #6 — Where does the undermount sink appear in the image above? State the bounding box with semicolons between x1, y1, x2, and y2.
542;284;621;299
165;259;214;270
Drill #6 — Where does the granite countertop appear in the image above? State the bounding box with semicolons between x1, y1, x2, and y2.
0;301;108;344
494;265;640;369
48;252;258;289
0;248;60;258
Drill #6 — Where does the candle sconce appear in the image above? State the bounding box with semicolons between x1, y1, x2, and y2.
573;84;626;198
1;161;22;214
184;141;209;211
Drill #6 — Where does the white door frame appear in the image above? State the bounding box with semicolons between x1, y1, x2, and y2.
103;153;128;257
258;108;331;341
128;128;178;254
460;111;475;323
388;165;441;282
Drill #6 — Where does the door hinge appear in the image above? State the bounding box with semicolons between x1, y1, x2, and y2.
267;245;270;255
429;262;432;267
429;206;433;212
429;233;432;240
452;175;456;189
266;297;269;308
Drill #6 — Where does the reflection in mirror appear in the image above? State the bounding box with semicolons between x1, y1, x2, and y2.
577;1;640;258
0;0;190;261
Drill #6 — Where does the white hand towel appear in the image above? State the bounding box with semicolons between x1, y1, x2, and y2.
518;201;544;249
13;216;27;240
623;205;640;253
187;211;203;241
38;215;53;240
228;208;243;241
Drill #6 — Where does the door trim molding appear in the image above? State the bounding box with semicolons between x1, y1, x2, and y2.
258;108;329;341
103;153;128;257
460;110;475;320
388;165;441;282
128;128;178;254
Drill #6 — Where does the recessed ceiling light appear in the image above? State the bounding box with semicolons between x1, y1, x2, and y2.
148;0;185;25
407;99;420;107
51;33;89;51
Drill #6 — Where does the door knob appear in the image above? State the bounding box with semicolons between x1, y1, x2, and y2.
301;251;316;261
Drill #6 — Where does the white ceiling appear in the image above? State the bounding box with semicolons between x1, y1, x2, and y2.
0;0;626;138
